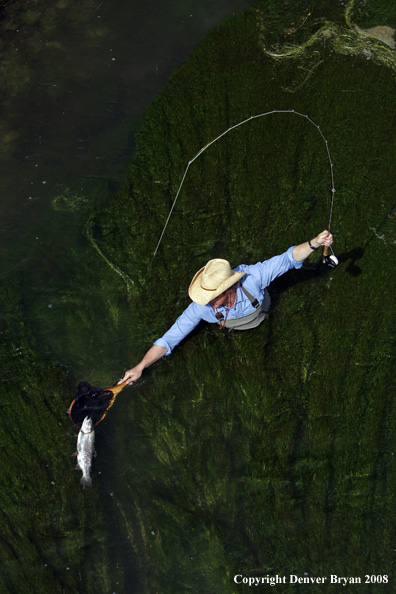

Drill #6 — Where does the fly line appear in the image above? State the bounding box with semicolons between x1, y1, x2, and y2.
152;109;336;260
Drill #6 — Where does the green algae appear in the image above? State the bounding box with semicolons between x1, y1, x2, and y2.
257;0;396;94
1;0;396;591
0;280;116;593
89;0;396;591
52;188;89;212
349;0;396;29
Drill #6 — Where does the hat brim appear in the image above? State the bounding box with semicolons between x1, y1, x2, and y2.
188;268;246;305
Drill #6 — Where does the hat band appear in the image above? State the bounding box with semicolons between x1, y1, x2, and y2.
200;284;217;292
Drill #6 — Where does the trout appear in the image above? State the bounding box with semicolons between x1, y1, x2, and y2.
75;416;95;486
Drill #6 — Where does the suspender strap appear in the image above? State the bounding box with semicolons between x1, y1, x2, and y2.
216;284;261;323
241;285;260;309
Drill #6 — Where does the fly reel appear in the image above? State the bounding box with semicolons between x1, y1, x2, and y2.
323;246;338;268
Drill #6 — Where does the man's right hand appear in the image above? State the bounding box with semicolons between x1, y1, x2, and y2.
118;366;143;385
118;344;168;385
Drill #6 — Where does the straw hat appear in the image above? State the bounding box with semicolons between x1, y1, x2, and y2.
188;259;246;305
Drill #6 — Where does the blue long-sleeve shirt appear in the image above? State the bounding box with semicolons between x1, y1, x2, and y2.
154;246;302;355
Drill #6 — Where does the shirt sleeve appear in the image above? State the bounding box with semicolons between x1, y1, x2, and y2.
153;302;204;355
241;246;302;289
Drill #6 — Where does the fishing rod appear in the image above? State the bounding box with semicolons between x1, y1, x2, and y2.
153;109;338;268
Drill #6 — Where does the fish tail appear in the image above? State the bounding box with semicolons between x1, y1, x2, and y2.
80;476;92;487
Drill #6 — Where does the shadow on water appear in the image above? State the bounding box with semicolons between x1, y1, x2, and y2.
268;245;367;311
268;256;341;305
342;247;365;277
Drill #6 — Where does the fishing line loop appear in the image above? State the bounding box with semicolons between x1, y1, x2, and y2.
153;109;336;260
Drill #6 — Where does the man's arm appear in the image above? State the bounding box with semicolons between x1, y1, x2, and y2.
119;302;204;385
292;230;333;262
119;344;167;385
244;229;334;289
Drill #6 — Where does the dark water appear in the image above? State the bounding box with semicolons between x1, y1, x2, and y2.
0;0;253;380
0;0;255;590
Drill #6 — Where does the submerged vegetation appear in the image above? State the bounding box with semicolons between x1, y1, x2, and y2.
0;281;115;592
1;0;396;592
258;0;396;85
92;0;396;591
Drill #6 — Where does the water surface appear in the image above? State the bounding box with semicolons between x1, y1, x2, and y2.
0;1;255;591
2;1;396;592
0;0;254;380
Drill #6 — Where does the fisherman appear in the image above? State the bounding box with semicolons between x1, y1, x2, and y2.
119;230;333;385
